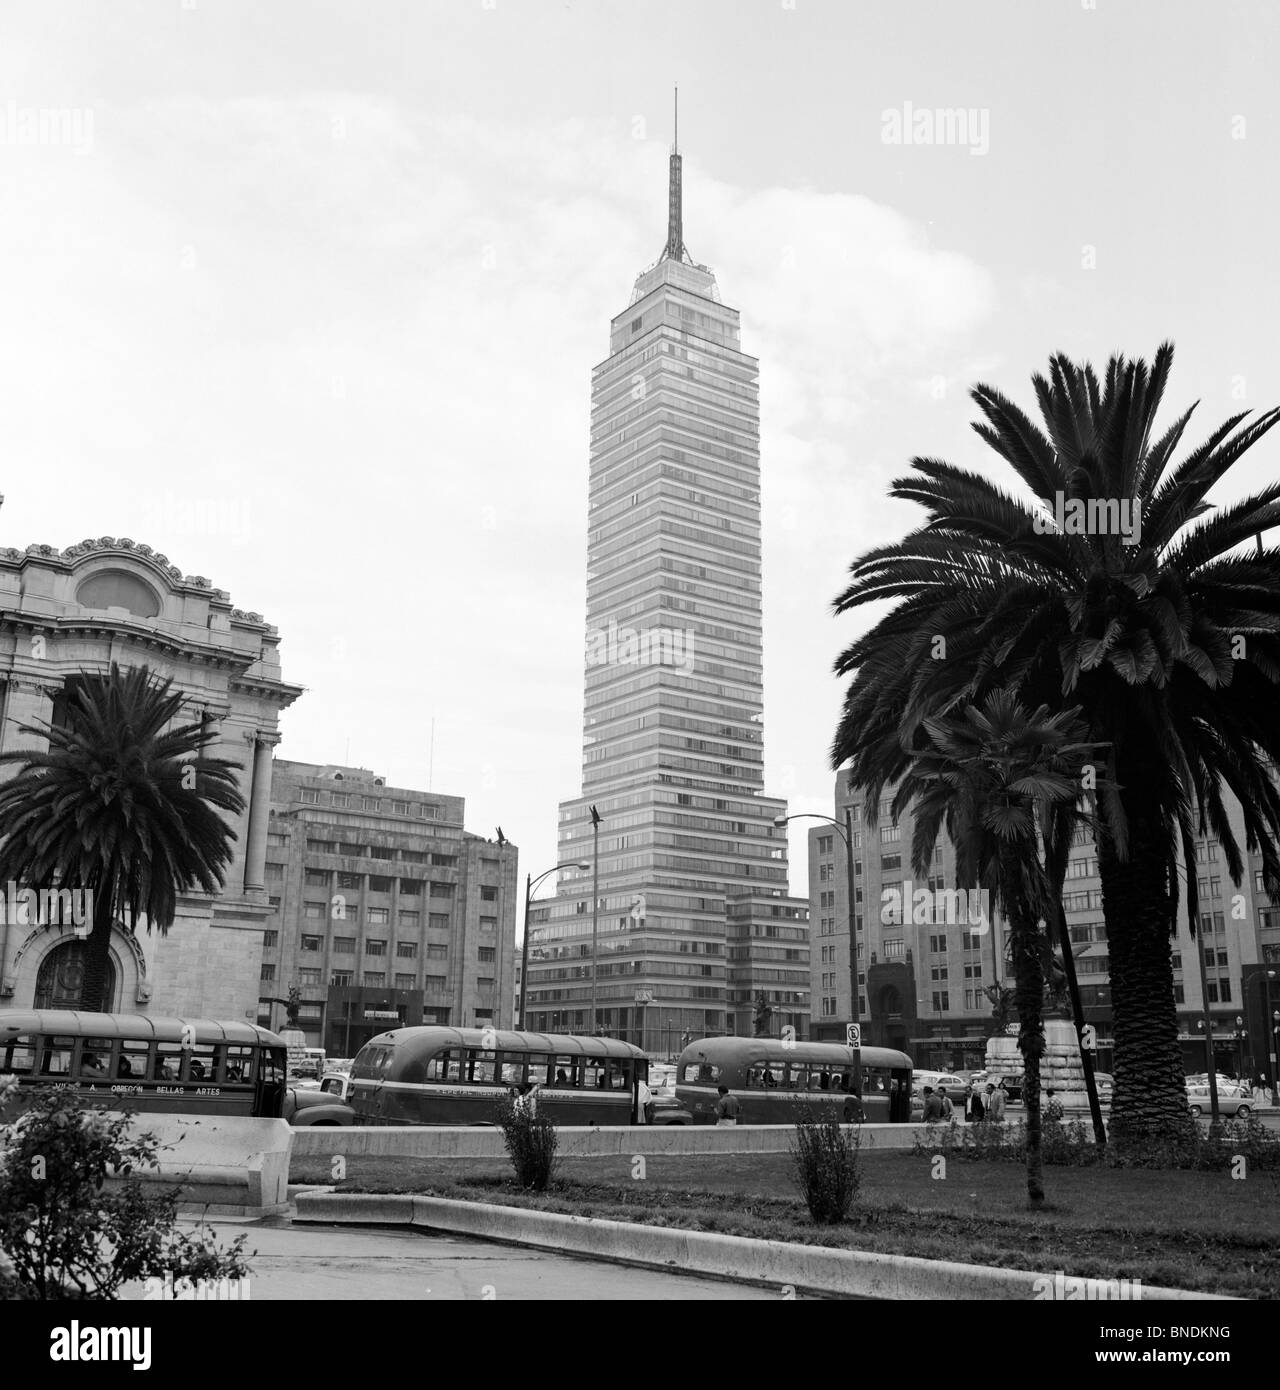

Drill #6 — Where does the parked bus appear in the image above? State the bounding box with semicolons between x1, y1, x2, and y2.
675;1036;913;1124
348;1026;648;1126
0;1010;288;1118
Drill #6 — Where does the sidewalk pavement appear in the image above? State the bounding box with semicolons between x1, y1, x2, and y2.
117;1214;789;1301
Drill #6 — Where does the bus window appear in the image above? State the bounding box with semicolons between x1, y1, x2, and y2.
118;1040;150;1079
681;1062;721;1085
186;1043;218;1082
77;1037;115;1078
525;1057;553;1086
551;1057;577;1087
0;1037;36;1075
425;1051;461;1082
259;1049;284;1086
582;1060;606;1089
467;1050;496;1084
224;1045;256;1083
155;1043;186;1080
40;1037;74;1076
500;1059;524;1086
783;1063;808;1090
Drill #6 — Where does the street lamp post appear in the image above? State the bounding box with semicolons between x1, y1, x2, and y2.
589;805;601;1034
519;858;591;1030
775;811;860;1043
1263;969;1279;1104
1192;930;1222;1122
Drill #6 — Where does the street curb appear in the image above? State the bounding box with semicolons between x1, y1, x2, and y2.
292;1192;1230;1301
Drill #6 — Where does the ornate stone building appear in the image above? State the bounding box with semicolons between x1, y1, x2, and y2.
0;535;302;1021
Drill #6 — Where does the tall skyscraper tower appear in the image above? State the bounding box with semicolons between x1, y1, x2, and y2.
523;103;810;1049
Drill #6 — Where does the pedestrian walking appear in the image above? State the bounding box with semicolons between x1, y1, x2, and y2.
985;1083;1006;1122
1045;1087;1064;1123
714;1084;740;1125
965;1083;985;1123
920;1085;944;1123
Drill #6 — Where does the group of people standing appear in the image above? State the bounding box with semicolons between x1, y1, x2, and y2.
920;1080;1010;1123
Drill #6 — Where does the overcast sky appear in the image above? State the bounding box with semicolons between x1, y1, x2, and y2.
2;0;1278;899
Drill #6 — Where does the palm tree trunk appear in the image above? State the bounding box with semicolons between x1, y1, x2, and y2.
1005;861;1046;1209
77;884;116;1013
1097;803;1190;1149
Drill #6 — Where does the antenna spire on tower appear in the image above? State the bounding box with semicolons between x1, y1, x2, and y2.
662;84;688;264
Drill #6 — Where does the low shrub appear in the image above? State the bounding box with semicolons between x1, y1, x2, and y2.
0;1076;251;1300
912;1110;1280;1172
495;1094;559;1192
790;1109;861;1224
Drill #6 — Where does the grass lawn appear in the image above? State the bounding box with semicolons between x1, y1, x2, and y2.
290;1148;1280;1298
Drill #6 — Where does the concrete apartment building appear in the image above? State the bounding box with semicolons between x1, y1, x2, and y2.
0;532;300;1022
261;760;518;1054
810;767;1280;1082
522;128;809;1048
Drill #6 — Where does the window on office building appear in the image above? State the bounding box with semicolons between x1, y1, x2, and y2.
304;902;325;920
399;910;421;929
395;973;415;990
366;939;387;957
429;913;450;931
363;972;385;988
427;944;448;960
298;968;321;986
300;788;320;804
481;885;498;901
367;908;389;925
263;930;278;948
260;964;275;982
425;975;447;991
932;991;950;1012
397;941;418;959
480;917;497;932
300;935;323;952
331;970;352;986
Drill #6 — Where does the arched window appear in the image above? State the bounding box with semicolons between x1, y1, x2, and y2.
34;939;119;1011
75;569;162;618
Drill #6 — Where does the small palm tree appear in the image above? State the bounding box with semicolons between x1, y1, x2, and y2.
0;664;246;1011
834;344;1280;1143
886;690;1098;1208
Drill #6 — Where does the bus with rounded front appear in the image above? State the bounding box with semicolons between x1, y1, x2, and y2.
348;1026;648;1126
0;1010;288;1118
676;1036;913;1125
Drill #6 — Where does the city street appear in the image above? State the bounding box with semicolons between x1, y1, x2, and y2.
118;1218;791;1302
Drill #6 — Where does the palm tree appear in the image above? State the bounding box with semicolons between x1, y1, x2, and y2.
833;344;1280;1145
885;690;1096;1207
0;664;246;1011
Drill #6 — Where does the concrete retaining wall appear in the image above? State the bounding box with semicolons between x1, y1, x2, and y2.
290;1121;928;1160
104;1113;293;1216
293;1192;1226;1301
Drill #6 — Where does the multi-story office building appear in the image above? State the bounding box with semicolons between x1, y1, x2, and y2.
811;766;1280;1082
0;532;300;1021
523;128;808;1048
808;771;1009;1071
262;760;518;1054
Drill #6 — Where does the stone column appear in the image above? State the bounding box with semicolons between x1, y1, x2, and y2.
2;678;60;756
242;734;275;893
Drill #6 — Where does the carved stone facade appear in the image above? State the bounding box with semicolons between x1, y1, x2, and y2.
0;534;302;1021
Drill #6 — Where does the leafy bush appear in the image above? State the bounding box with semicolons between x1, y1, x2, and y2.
495;1094;559;1192
910;1109;1279;1172
0;1076;252;1299
790;1109;861;1224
